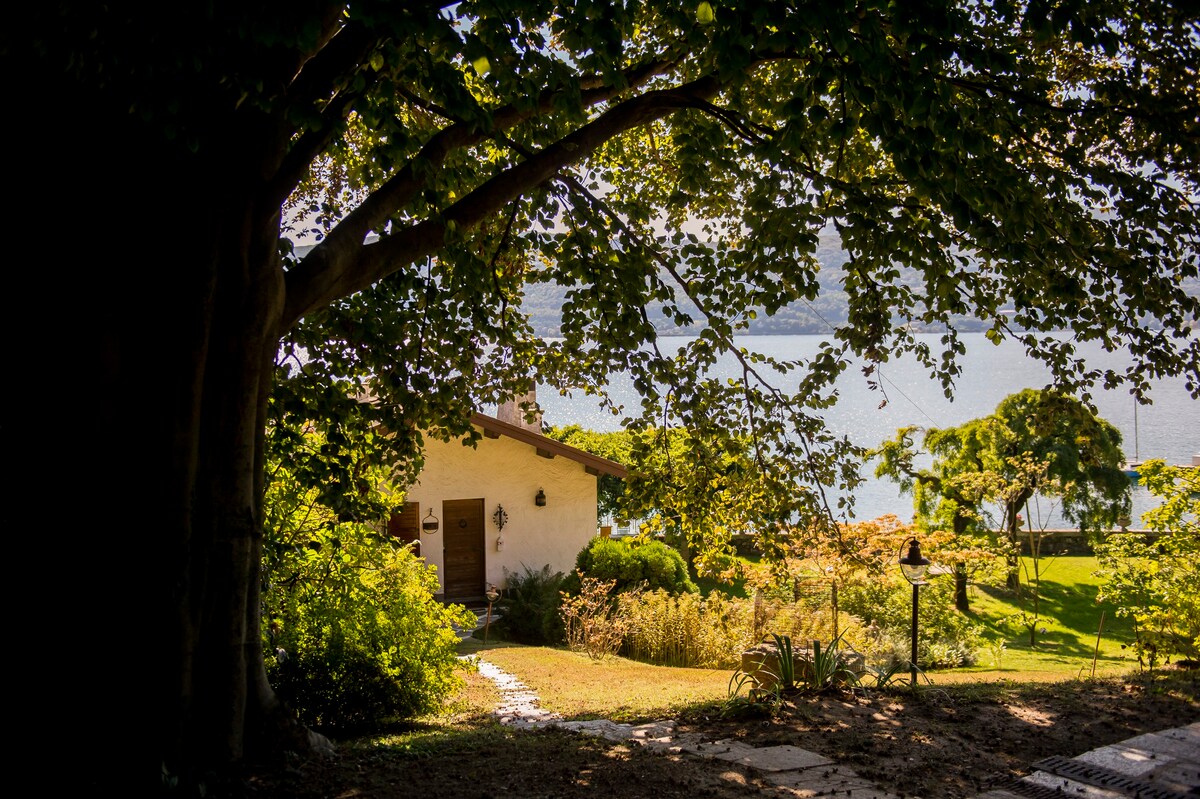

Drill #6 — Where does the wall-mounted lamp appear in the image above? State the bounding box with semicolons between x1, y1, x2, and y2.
535;488;546;507
493;504;508;532
422;509;440;534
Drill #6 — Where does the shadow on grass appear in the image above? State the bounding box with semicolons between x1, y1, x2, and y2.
969;575;1135;666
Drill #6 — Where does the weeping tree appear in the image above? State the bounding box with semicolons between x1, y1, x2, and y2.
14;0;1199;789
873;421;1010;611
875;389;1131;599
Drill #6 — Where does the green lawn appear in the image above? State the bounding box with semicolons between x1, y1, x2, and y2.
457;638;731;721
928;555;1140;682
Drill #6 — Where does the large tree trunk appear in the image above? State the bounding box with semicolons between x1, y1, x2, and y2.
30;83;321;788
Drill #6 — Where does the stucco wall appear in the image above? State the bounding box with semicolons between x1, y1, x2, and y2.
404;428;600;596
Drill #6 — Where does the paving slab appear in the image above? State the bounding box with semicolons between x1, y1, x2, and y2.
712;743;835;772
1022;769;1129;799
1074;744;1167;777
762;765;899;798
1146;759;1200;794
1162;725;1200;744
676;739;760;759
1114;732;1200;762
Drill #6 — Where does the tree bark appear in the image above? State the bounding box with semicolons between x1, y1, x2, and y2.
953;566;971;613
26;75;322;785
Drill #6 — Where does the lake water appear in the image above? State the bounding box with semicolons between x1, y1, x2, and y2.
530;333;1198;529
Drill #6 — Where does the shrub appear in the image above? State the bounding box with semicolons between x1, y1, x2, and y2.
609;586;878;671
1096;461;1200;667
840;574;983;668
496;564;566;645
264;522;474;733
569;536;698;595
560;574;627;659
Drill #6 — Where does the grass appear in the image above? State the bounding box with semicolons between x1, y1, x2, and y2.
927;555;1140;682
457;638;730;721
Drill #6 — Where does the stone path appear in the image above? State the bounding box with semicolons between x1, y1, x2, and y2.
464;652;1200;799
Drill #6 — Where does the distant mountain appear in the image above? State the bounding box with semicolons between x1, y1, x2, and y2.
296;238;1198;338
517;236;1200;337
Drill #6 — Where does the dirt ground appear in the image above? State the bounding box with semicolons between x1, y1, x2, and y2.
230;667;1197;799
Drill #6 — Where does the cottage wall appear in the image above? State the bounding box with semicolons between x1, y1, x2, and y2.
405;428;600;597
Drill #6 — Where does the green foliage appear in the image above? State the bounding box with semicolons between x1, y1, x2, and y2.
1096;461;1200;666
727;632;861;710
722;670;776;719
544;426;632;520
771;633;798;689
992;390;1131;537
802;634;863;693
262;443;473;732
841;574;984;668
496;564;567;645
873;390;1131;602
569;536;699;595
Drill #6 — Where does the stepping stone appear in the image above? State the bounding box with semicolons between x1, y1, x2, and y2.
557;719;634;741
764;766;900;798
1021;769;1128;799
676;739;760;759
1113;732;1199;762
717;744;834;772
629;721;676;740
1075;745;1166;778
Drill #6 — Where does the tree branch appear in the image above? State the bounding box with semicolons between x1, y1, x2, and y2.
283;73;722;325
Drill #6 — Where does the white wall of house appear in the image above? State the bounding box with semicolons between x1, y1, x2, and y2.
404;428;600;595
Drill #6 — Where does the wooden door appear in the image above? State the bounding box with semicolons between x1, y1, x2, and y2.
442;498;485;602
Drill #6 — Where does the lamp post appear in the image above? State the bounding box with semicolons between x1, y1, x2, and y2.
484;585;500;643
898;537;931;687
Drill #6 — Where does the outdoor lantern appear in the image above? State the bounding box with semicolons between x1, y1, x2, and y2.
483;585;501;643
422;509;440;534
535;488;546;507
898;537;932;687
899;538;931;585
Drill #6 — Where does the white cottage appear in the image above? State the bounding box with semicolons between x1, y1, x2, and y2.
389;397;626;604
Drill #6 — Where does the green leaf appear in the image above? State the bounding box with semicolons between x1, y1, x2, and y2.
696;2;714;24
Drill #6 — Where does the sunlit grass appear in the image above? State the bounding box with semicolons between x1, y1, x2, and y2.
457;639;730;722
930;555;1140;680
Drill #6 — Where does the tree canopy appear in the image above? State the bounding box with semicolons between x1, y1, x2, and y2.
13;0;1198;790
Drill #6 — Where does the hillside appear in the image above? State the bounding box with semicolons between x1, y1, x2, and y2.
295;237;1199;338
